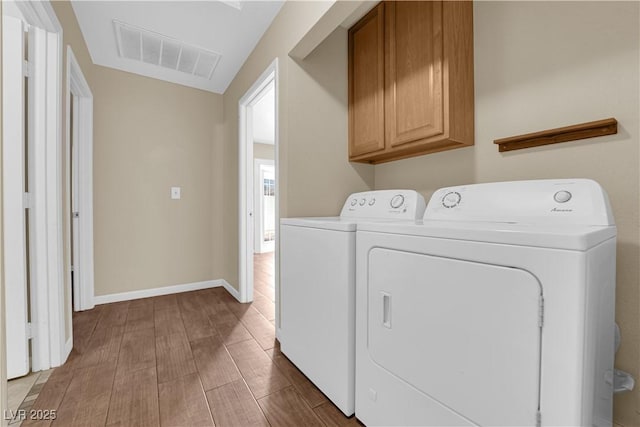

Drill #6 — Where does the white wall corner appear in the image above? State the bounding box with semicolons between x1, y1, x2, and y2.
221;280;242;302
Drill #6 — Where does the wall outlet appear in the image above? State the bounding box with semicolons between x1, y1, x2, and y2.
171;187;181;200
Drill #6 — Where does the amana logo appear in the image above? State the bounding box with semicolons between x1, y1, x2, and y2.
551;207;573;213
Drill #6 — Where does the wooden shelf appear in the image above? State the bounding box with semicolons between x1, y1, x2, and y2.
494;118;618;152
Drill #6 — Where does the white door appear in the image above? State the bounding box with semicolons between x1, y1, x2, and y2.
368;248;542;426
71;95;81;311
3;15;31;379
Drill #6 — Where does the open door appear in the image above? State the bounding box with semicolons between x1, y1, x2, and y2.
3;15;30;379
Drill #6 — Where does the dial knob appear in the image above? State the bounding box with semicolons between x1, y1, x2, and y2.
554;190;572;203
350;199;357;207
390;194;405;209
359;198;366;206
369;198;376;206
442;191;461;208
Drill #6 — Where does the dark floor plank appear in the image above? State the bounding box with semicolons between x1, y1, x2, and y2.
94;302;129;331
181;309;217;342
116;327;156;380
190;335;241;391
177;291;207;314
266;347;328;408
205;379;269;427
155;332;197;384
258;386;324;427
72;307;103;354
125;304;154;333
52;362;116;427
227;339;290;399
106;367;159;426
237;307;277;350
128;298;154;309
314;402;363;426
213;318;254;346
154;307;185;337
78;325;124;369
251;293;275;321
153;294;178;311
158;373;214;427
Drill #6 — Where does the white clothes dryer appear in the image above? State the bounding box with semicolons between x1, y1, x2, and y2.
355;179;616;426
280;190;426;416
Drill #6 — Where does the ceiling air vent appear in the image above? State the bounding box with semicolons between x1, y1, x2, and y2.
113;20;221;80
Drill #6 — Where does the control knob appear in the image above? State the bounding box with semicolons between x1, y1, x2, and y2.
442;191;461;208
390;194;405;209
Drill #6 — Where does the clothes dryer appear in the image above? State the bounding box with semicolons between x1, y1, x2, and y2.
355;179;616;426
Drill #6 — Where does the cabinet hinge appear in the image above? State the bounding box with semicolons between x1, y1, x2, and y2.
23;192;33;209
536;410;541;427
538;296;545;328
22;60;31;78
26;322;34;340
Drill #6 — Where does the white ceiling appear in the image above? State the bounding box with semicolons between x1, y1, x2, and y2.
71;1;285;94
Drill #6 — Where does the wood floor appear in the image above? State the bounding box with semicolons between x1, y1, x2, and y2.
23;253;360;426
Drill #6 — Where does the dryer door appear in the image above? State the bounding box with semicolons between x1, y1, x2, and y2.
368;248;542;426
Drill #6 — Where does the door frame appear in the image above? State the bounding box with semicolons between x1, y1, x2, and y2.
254;158;275;254
238;59;278;304
9;0;67;368
66;47;94;313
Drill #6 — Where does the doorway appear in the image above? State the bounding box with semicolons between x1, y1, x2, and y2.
238;59;278;310
254;159;275;254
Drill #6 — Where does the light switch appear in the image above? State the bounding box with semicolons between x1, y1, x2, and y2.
171;187;181;200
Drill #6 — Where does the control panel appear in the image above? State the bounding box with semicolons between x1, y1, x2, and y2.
340;190;426;220
424;179;614;226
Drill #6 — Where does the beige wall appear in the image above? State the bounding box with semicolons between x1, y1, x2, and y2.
374;2;640;424
221;1;375;287
52;1;224;305
254;143;274;161
91;68;221;295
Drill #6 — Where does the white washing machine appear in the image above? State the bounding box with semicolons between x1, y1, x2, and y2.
280;190;426;416
355;179;617;426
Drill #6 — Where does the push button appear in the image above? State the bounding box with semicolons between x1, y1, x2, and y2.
554;190;572;203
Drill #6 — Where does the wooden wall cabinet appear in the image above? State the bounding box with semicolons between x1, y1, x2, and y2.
348;1;474;164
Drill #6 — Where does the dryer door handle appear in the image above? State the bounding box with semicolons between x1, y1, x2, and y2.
382;292;392;329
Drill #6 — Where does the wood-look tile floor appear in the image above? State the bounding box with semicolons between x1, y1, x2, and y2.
24;253;360;426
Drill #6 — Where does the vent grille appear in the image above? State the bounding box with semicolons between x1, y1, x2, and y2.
114;20;221;80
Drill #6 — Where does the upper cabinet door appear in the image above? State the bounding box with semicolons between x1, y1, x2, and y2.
348;3;385;158
385;1;445;147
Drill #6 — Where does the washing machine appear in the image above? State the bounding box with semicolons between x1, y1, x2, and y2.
355;179;616;426
280;190;426;416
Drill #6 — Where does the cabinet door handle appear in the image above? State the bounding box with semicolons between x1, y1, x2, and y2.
382;292;391;329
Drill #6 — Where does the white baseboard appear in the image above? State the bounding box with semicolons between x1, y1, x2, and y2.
221;279;241;302
94;279;226;305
